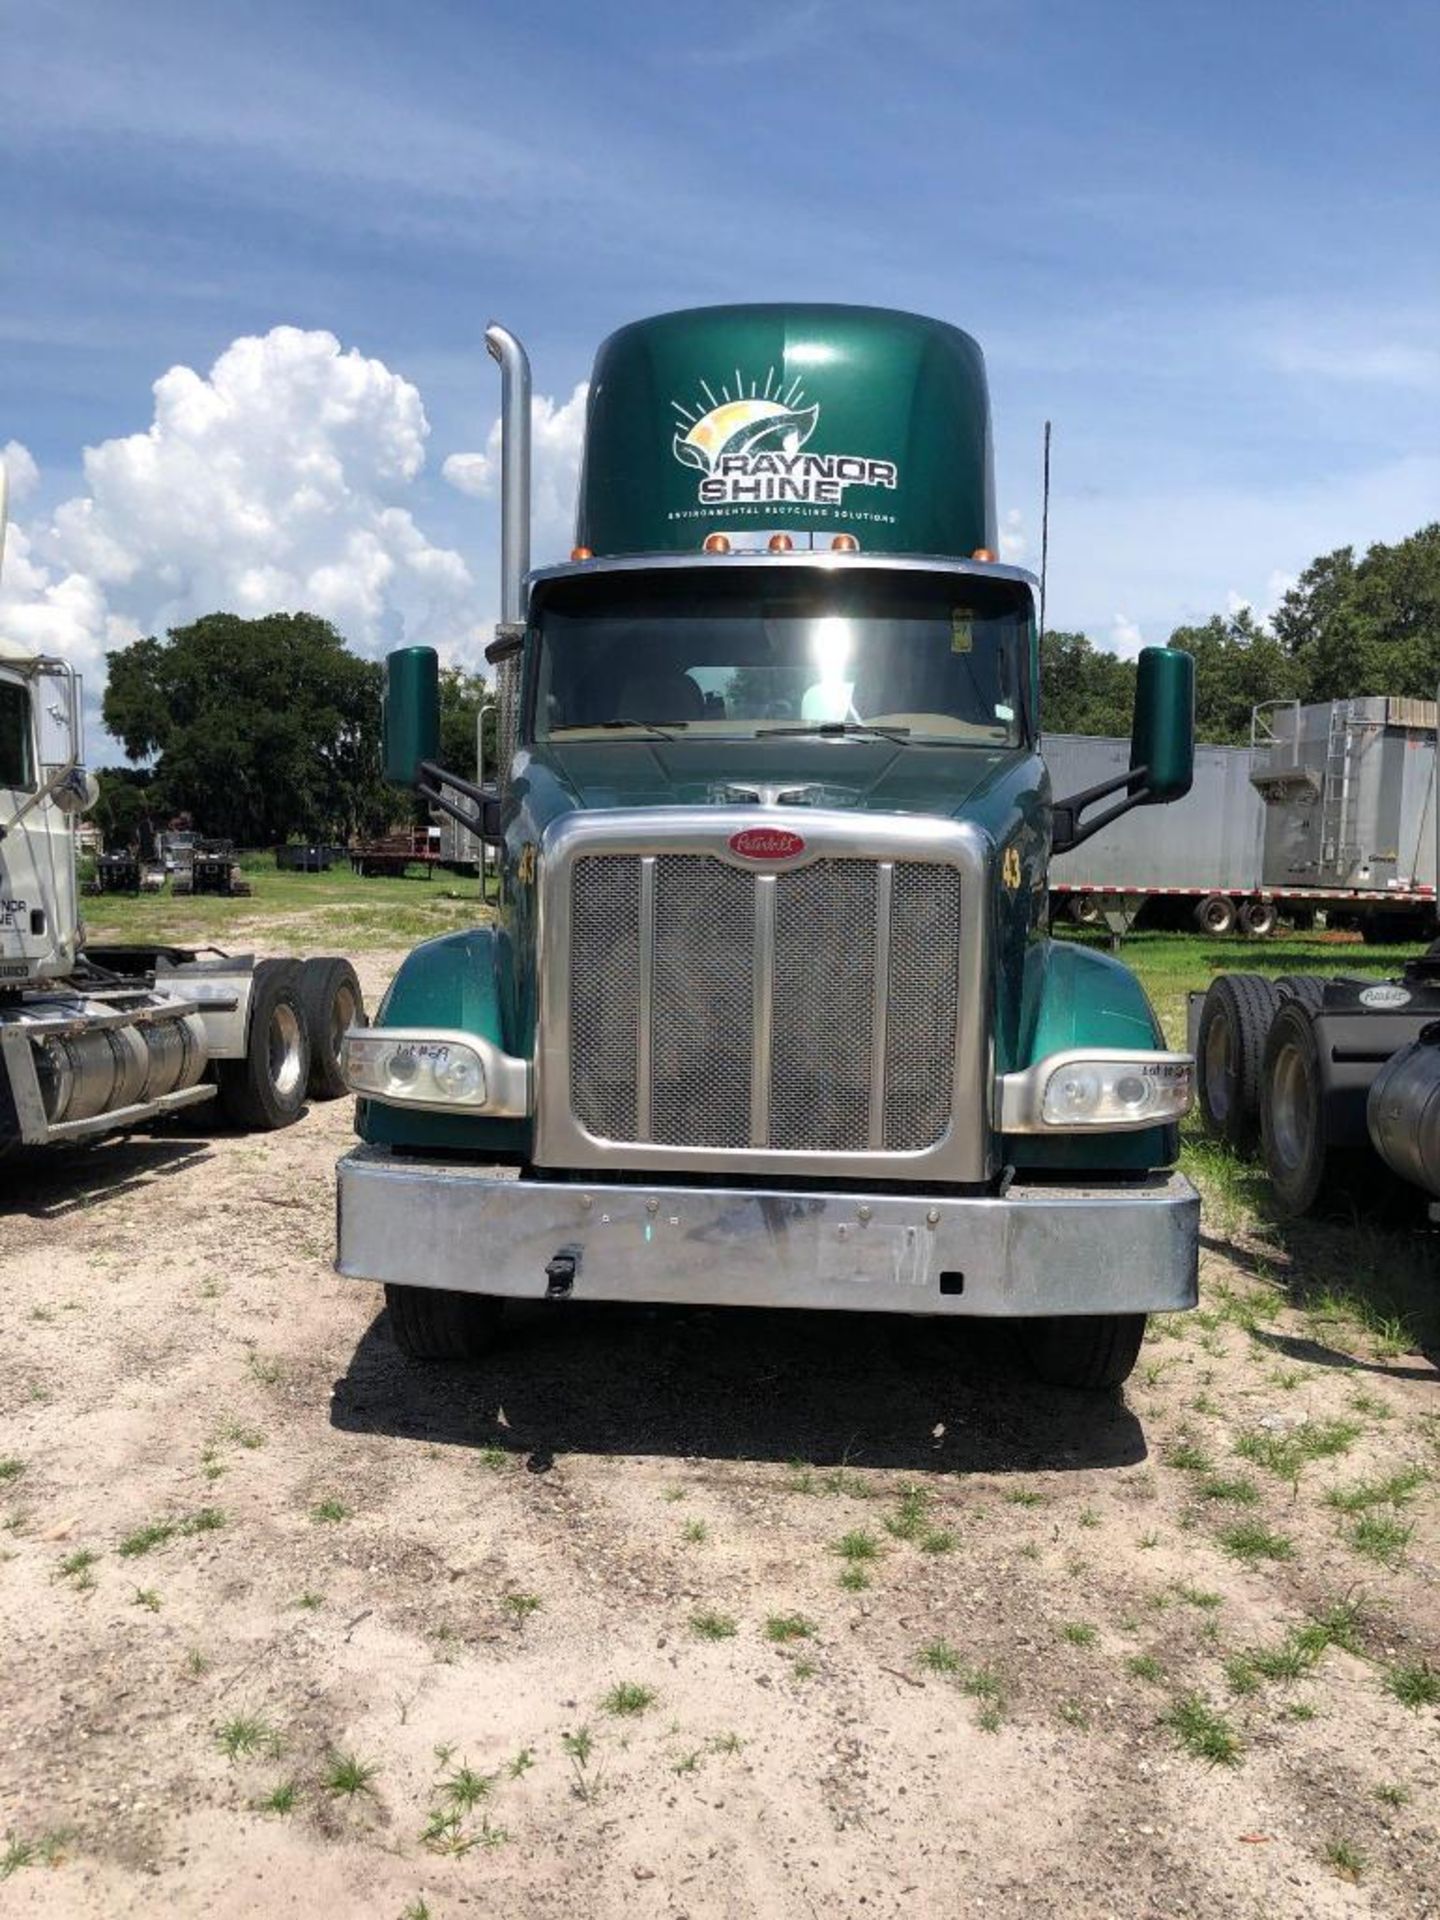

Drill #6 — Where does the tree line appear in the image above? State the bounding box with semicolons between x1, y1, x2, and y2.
91;523;1439;846
1043;523;1440;743
96;612;493;850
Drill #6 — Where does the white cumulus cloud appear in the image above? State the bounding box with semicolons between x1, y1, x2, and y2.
444;381;588;566
998;506;1026;561
1;328;481;741
1109;613;1145;657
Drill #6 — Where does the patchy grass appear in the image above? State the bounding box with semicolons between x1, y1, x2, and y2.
310;1497;351;1524
500;1591;542;1625
1217;1521;1294;1565
217;1715;280;1762
885;1487;932;1540
1164;1693;1241;1766
690;1611;737;1641
1347;1511;1414;1567
918;1639;961;1674
764;1613;816;1645
1126;1654;1166;1684
1323;1837;1365;1882
0;1458;24;1484
680;1519;709;1545
257;1780;299;1816
601;1682;656;1716
1235;1420;1361;1480
1325;1467;1428;1513
1383;1660;1440;1710
1196;1474;1261;1506
1061;1623;1097;1647
832;1529;881;1563
324;1752;379;1797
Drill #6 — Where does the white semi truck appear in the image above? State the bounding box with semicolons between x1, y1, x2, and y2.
0;458;362;1154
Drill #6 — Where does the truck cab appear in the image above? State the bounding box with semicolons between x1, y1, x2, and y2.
335;304;1200;1389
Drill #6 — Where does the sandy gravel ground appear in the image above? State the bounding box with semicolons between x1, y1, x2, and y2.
2;952;1438;1918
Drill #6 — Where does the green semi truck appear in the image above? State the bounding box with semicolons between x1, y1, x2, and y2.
335;304;1200;1390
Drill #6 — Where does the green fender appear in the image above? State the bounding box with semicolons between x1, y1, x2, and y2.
1006;938;1177;1171
358;927;530;1155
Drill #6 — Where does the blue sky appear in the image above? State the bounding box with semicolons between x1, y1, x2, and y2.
2;0;1437;712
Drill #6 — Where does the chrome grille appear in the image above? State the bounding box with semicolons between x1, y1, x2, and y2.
568;850;962;1154
884;864;963;1151
770;861;878;1152
652;857;754;1147
569;856;641;1140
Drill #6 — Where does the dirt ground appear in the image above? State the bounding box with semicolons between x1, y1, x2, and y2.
2;949;1438;1919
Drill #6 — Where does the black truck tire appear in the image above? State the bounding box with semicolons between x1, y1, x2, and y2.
1274;973;1326;1014
384;1284;503;1361
1258;1000;1367;1217
299;957;365;1100
1067;894;1103;928
1194;894;1237;936
1018;1313;1148;1390
216;959;311;1130
1196;974;1280;1151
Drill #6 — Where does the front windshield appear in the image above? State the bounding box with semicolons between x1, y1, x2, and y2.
0;678;36;791
530;567;1030;746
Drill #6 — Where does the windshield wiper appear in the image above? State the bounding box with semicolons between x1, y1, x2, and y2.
754;721;911;744
551;719;688;741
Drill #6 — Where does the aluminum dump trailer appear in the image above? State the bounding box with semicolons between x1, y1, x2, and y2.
1251;697;1436;903
1045;734;1266;933
1050;699;1439;938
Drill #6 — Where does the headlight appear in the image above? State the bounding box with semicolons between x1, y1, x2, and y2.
1000;1051;1193;1132
342;1031;489;1109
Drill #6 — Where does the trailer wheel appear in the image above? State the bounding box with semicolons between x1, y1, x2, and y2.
1258;1000;1367;1217
299;957;365;1100
1195;974;1279;1150
1018;1313;1147;1390
1194;894;1237;936
1238;900;1277;939
216;959;311;1130
384;1284;503;1361
1067;894;1103;928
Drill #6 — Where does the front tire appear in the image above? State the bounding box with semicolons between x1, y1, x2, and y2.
385;1284;503;1361
217;959;311;1130
1018;1313;1148;1389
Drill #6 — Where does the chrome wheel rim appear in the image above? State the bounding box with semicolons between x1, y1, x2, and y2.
1270;1042;1312;1171
268;1002;305;1100
330;983;358;1060
1203;1012;1235;1121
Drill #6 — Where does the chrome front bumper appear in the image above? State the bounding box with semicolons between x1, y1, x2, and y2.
335;1147;1199;1317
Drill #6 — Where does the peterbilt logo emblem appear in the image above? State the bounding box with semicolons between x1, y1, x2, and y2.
729;827;806;861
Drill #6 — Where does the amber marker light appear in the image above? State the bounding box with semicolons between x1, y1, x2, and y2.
569;545;593;561
767;533;795;553
702;532;732;554
971;547;996;562
830;533;860;552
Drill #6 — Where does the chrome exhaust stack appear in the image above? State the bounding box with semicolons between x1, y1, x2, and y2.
484;323;532;626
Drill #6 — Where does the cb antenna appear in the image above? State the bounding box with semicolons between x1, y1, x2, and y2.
1038;419;1052;641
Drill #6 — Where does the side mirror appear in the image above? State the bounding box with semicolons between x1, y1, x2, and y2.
383;646;440;786
1130;646;1194;804
1051;646;1195;854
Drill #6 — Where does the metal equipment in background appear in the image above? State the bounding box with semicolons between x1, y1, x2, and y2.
1047;697;1437;941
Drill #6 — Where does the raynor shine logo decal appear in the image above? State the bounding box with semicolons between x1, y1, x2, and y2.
670;369;898;519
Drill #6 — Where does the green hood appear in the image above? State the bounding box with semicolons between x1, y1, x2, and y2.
526;736;1020;820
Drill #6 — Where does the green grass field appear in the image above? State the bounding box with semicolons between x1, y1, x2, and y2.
82;860;496;952
1062;926;1433;1054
